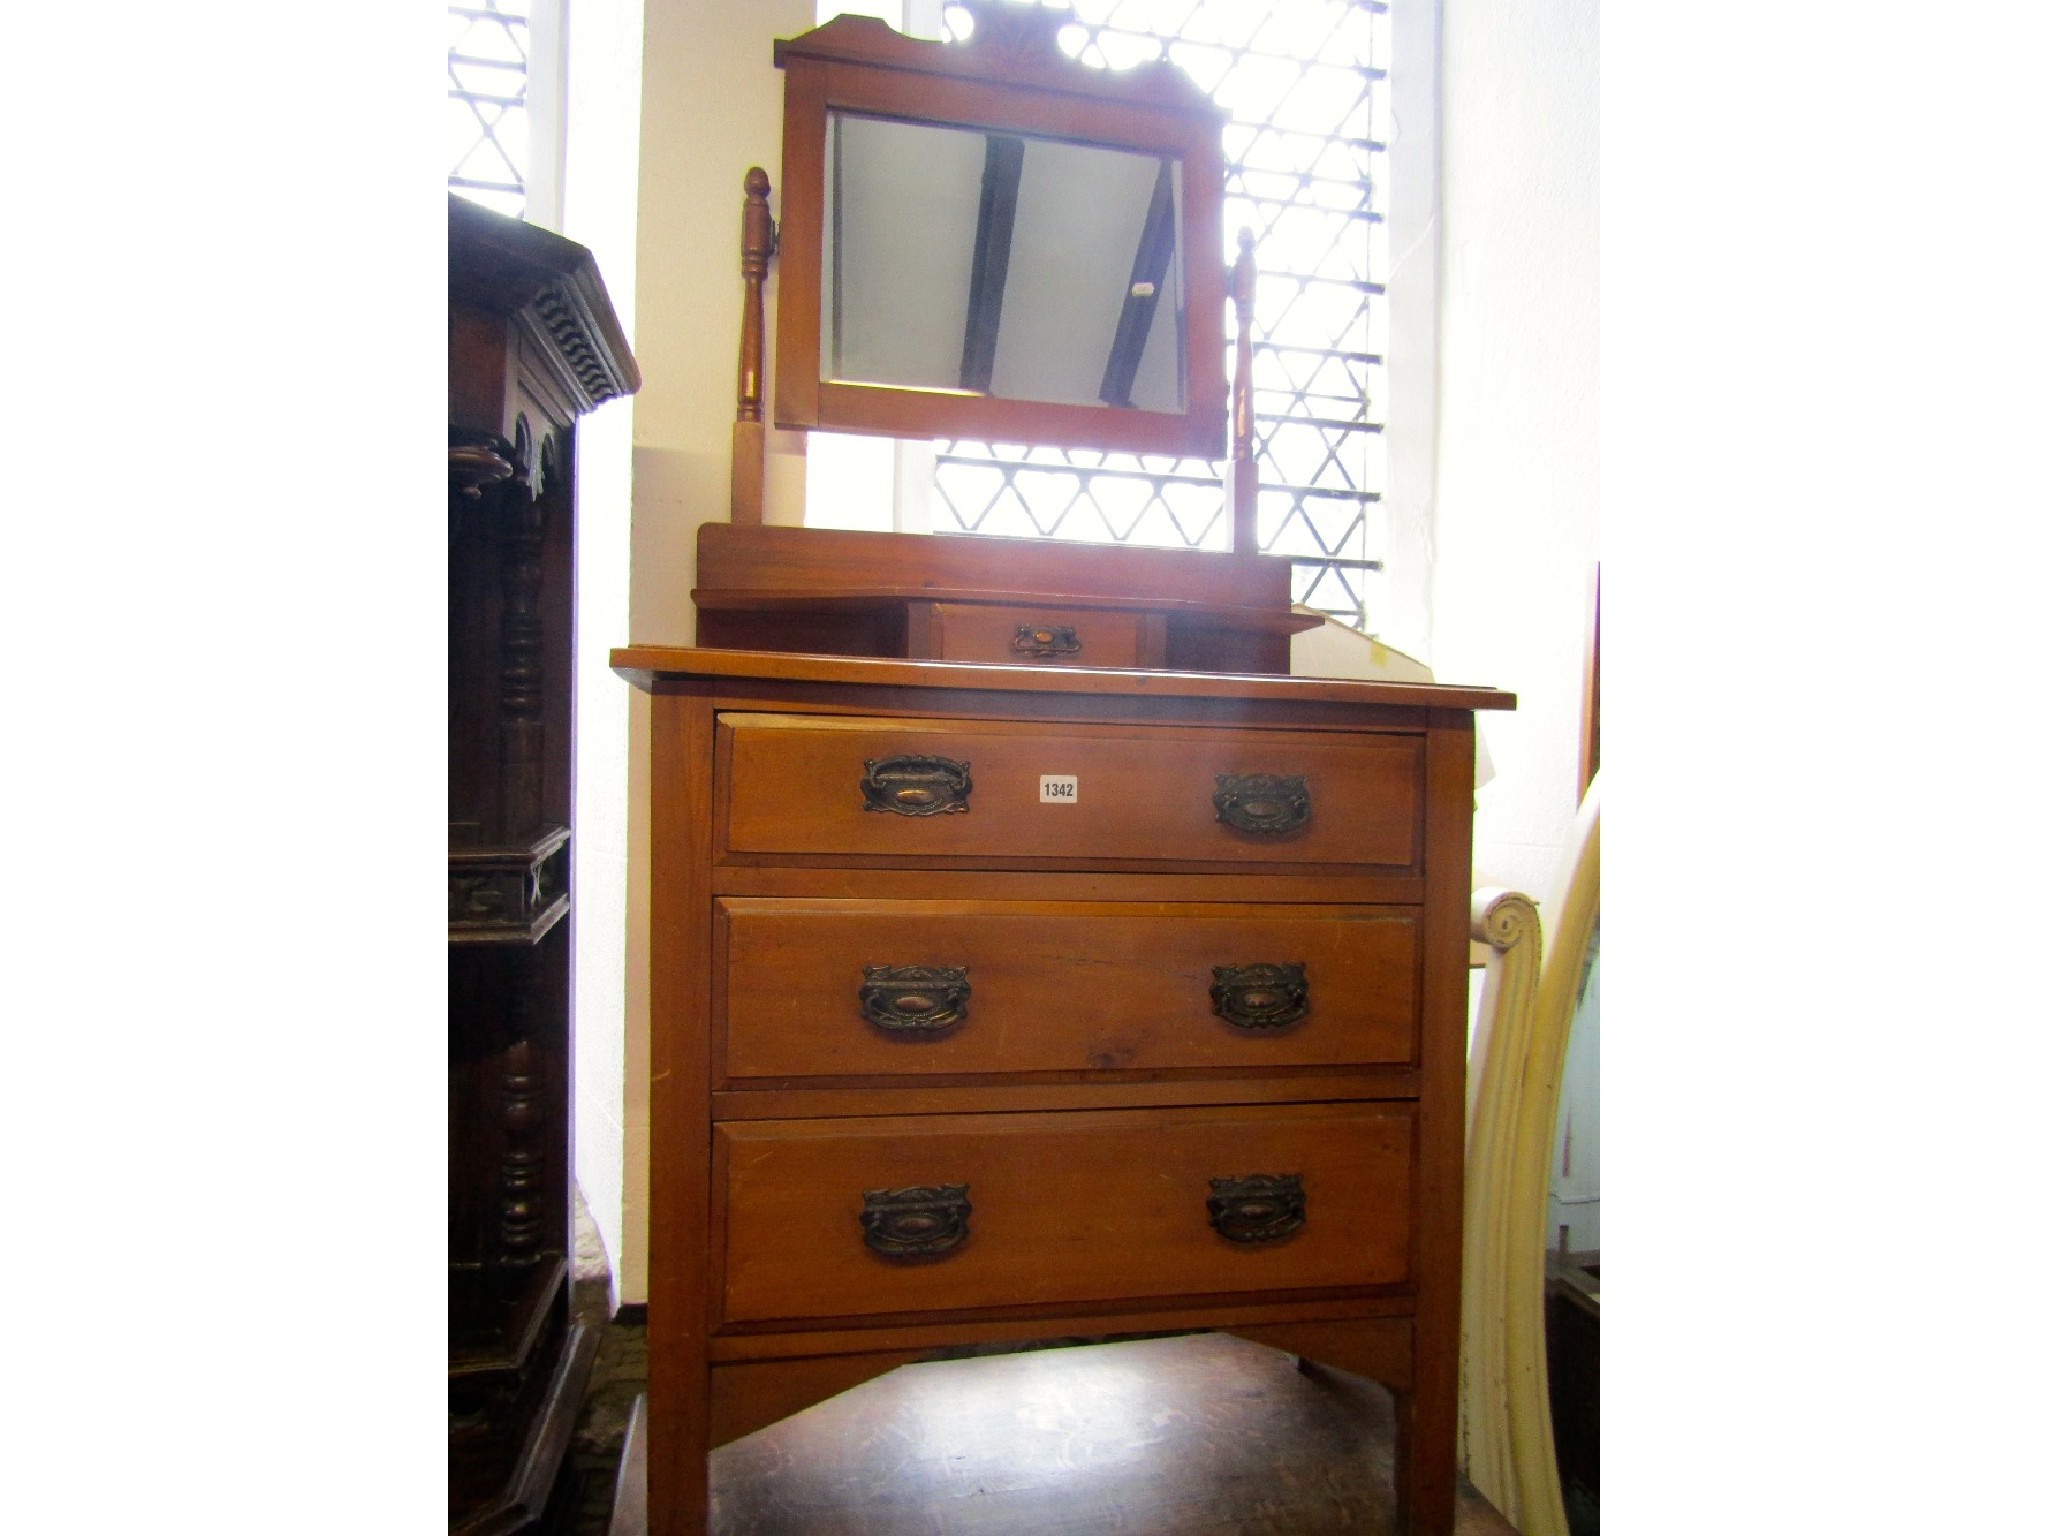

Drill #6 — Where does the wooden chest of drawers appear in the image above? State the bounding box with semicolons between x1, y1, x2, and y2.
613;646;1513;1536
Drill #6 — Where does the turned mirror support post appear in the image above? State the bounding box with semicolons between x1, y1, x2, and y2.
733;166;776;526
1227;227;1258;556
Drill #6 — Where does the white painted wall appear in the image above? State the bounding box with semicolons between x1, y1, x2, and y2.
557;0;647;1313
617;0;818;1304
1372;0;1444;665
1430;0;1600;898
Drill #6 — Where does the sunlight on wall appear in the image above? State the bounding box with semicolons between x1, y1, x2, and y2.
562;0;646;1311
803;432;896;532
621;0;818;1303
1431;0;1599;899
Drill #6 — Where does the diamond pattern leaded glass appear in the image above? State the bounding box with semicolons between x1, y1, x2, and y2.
449;2;530;219
930;0;1389;630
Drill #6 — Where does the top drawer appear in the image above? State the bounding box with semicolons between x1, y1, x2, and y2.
718;714;1422;868
924;603;1144;669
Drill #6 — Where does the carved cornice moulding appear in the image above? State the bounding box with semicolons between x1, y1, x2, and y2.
449;193;642;418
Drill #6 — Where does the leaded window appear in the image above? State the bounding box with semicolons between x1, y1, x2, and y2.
449;2;532;219
931;0;1389;631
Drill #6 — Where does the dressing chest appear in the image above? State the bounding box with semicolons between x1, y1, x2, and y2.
613;645;1513;1535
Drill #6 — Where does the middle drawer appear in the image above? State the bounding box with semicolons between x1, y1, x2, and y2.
714;898;1419;1081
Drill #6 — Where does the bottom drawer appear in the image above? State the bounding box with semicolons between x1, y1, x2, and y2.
715;1103;1414;1326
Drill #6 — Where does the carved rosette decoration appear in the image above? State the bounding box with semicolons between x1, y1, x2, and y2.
1210;962;1310;1031
450;872;520;925
1011;623;1082;659
861;1184;972;1257
1213;773;1311;835
1207;1173;1306;1244
861;755;973;815
449;827;571;943
859;965;971;1033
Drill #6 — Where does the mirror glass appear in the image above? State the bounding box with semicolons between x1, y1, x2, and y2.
822;111;1187;413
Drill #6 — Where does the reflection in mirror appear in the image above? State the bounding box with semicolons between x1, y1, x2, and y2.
822;111;1186;413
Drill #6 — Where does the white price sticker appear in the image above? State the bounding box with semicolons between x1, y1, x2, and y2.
1039;774;1078;804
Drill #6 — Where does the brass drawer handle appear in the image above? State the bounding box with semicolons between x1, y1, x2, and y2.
861;1184;971;1257
859;965;971;1033
1011;623;1081;659
1208;1174;1306;1244
1210;962;1309;1031
861;755;972;816
1213;773;1310;835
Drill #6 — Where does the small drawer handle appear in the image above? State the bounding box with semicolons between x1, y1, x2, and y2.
1208;1173;1306;1244
860;965;971;1033
1011;623;1082;659
861;755;972;816
1213;773;1310;835
1210;962;1310;1031
861;1184;971;1257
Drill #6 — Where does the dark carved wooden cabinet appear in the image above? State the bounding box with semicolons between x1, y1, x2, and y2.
449;194;638;1535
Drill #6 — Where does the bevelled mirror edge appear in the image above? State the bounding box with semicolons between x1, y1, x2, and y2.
822;116;1190;415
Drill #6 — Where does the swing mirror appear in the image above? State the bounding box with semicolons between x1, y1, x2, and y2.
773;1;1228;458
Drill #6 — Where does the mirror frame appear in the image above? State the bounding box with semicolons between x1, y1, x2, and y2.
772;3;1228;459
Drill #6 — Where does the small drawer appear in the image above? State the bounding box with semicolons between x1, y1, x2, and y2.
924;603;1146;669
718;714;1421;868
716;898;1419;1081
715;1103;1414;1325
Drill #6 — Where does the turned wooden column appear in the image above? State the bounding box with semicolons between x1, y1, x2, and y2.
732;167;776;526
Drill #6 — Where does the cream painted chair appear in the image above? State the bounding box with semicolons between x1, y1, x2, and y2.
1460;774;1600;1536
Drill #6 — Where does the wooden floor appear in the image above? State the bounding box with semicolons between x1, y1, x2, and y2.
611;1332;1517;1536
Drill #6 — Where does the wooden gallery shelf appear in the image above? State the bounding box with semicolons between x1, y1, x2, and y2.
691;523;1324;675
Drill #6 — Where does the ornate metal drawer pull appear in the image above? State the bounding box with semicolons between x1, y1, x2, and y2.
859;965;971;1032
1210;962;1310;1031
861;1184;971;1257
1011;623;1081;659
1207;1174;1306;1244
861;755;972;816
1213;773;1310;835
